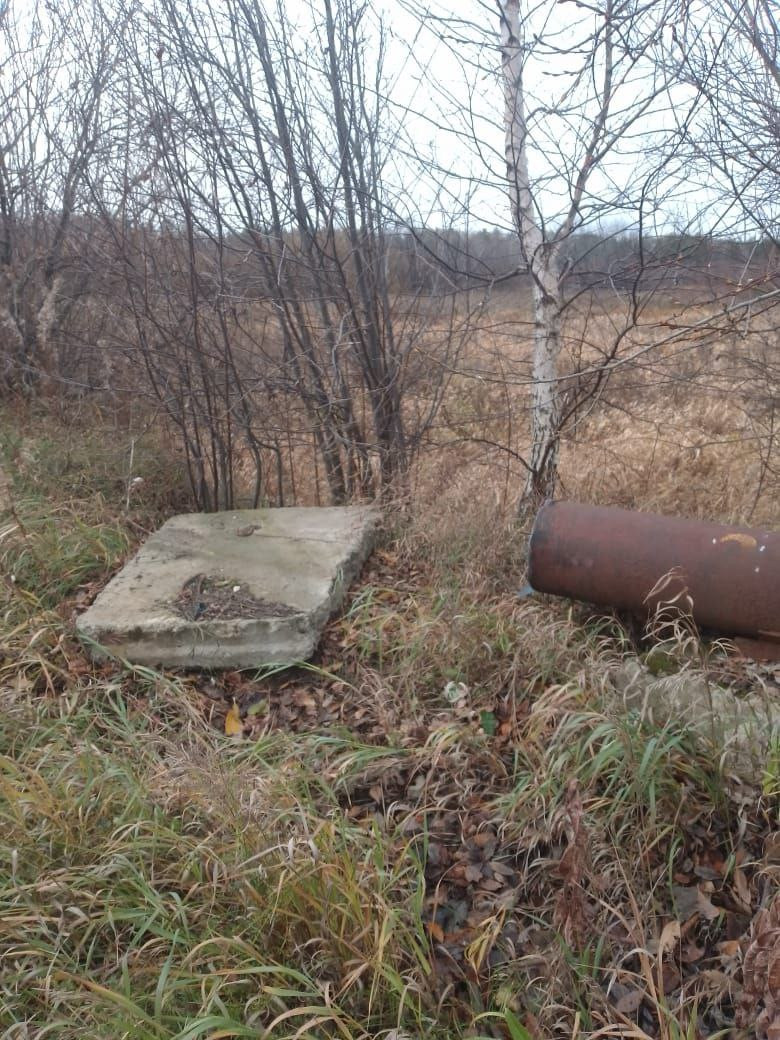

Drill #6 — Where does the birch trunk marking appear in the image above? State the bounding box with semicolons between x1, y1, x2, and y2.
500;0;562;508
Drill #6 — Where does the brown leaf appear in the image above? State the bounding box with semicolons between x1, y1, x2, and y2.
733;867;752;911
764;832;780;863
693;864;722;881
489;859;516;877
465;864;483;884
615;987;644;1014
700;969;732;997
450;864;469;887
661;962;681;994
681;941;705;963
672;884;720;922
427;921;444;943
292;689;317;710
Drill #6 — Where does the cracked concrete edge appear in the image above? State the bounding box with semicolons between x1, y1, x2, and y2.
77;613;320;669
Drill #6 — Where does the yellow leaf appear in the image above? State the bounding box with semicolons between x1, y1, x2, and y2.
224;701;243;736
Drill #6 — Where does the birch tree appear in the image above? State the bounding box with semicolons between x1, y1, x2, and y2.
498;0;683;510
500;0;561;507
399;0;700;514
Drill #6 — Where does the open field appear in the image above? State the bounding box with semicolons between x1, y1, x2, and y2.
0;293;778;1040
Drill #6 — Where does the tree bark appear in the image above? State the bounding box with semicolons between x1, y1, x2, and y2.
500;0;563;513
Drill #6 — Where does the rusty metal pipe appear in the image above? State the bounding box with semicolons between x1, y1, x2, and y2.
528;501;780;640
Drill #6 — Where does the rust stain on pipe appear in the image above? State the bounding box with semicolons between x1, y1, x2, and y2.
528;501;780;640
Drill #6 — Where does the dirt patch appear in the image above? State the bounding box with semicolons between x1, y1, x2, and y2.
172;573;300;621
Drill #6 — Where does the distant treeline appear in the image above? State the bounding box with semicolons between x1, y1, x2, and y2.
212;227;780;298
381;229;780;294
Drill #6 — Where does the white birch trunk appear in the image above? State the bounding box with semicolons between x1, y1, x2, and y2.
36;273;62;386
500;0;562;509
0;306;24;384
527;259;562;499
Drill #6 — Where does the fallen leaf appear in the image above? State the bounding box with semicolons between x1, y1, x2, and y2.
658;919;681;958
427;921;444;943
672;884;720;922
681;941;705;963
693;864;722;881
246;698;269;717
490;859;516;877
450;864;469;887
697;890;721;921
292;689;317;710
615;986;644;1014
732;867;751;911
479;710;497;736
698;968;731;997
479;878;504;892
661;962;681;993
439;899;469;931
426;841;446;865
764;832;780;863
224;700;243;736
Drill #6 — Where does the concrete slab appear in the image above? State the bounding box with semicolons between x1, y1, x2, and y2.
76;506;378;669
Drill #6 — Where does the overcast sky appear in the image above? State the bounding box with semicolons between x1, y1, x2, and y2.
6;0;764;238
270;0;715;236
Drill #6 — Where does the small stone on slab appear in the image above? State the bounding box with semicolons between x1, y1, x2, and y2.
76;506;378;668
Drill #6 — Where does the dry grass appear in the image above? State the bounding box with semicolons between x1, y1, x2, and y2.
0;301;778;1039
419;292;779;533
